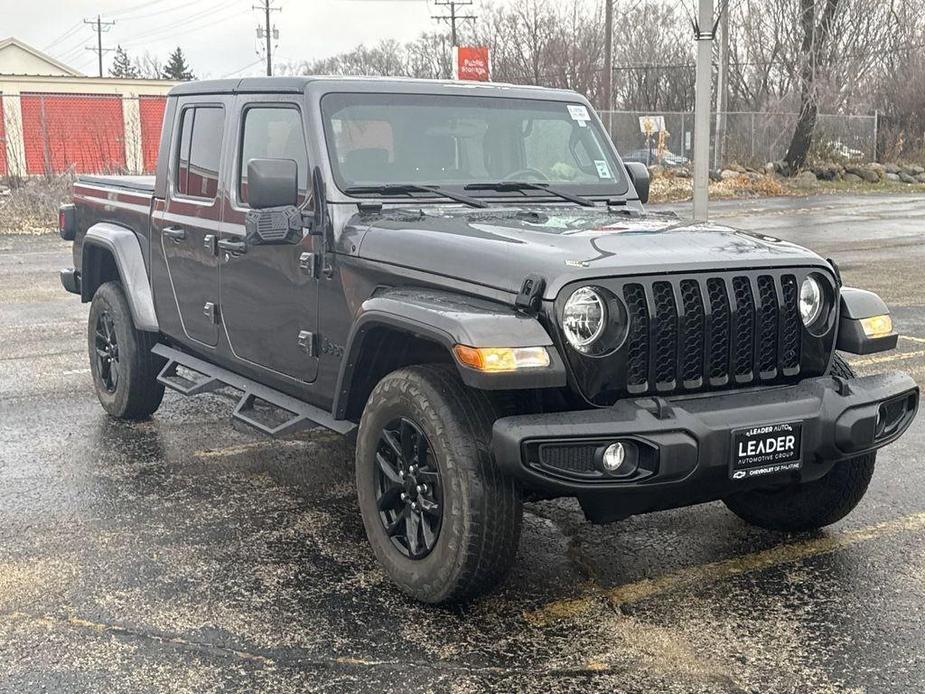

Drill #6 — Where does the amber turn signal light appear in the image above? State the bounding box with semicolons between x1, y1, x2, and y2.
453;345;550;372
860;314;893;338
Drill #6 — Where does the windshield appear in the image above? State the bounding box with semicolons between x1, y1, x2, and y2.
320;92;627;199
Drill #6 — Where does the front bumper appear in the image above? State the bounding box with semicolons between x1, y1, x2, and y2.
492;372;918;522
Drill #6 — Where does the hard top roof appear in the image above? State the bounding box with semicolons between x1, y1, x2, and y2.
167;75;583;102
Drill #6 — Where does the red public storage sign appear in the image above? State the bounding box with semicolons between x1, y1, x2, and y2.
456;47;490;81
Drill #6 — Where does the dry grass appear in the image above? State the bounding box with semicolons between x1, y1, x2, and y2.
649;172;789;204
0;175;74;235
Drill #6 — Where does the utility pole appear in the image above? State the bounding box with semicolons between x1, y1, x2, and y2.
253;0;280;76
712;1;729;171
432;0;476;47
84;15;115;78
603;0;613;129
692;0;715;222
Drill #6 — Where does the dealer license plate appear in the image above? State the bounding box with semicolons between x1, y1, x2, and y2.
730;421;803;480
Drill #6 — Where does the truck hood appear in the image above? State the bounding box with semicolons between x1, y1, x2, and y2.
354;206;827;299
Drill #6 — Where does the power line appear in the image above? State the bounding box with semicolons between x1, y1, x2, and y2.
432;0;476;47
222;57;265;78
118;1;242;48
106;0;184;19
83;15;116;78
42;22;83;52
253;0;281;76
109;0;210;23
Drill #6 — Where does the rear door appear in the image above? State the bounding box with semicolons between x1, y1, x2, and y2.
153;101;226;346
219;96;320;382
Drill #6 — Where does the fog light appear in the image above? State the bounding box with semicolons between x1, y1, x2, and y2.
602;443;626;472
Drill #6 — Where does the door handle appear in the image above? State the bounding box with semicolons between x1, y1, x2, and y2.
163;226;186;241
217;238;247;254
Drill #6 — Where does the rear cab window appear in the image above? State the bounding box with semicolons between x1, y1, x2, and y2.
175;106;224;200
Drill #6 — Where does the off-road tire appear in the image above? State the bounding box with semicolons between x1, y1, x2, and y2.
355;364;523;604
88;281;165;420
723;354;875;531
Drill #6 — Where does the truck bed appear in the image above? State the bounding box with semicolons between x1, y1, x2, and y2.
77;174;155;194
72;175;157;270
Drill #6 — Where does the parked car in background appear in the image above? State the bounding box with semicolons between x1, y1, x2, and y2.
622;147;689;168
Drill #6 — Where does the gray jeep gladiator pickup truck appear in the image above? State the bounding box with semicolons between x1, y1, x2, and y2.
59;76;918;603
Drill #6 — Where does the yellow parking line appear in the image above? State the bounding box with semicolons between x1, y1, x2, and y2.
194;439;312;459
524;511;925;626
194;433;341;459
900;335;925;344
850;350;925;367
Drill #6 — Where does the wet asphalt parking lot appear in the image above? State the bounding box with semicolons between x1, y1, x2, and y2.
2;192;925;693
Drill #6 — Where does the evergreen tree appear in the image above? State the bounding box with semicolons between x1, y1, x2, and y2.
161;47;195;81
109;45;140;79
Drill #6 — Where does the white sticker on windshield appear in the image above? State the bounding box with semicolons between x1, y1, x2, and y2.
568;104;590;127
594;160;613;179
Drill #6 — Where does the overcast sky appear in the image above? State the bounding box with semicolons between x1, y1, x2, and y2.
7;0;485;79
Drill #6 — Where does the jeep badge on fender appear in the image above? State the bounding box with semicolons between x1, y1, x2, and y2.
58;76;919;604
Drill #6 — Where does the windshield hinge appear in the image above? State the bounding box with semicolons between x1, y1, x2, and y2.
514;274;545;315
357;201;383;214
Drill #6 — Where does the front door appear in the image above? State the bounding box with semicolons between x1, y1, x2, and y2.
154;102;226;346
219;99;320;382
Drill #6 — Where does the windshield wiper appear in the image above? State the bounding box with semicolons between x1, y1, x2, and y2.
344;183;488;209
463;181;596;207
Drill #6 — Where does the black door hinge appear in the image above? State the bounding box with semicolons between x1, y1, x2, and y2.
202;301;219;324
297;330;318;358
515;274;545;314
299;252;320;279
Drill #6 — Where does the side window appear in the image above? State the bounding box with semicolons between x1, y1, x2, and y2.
239;106;309;205
176;106;224;200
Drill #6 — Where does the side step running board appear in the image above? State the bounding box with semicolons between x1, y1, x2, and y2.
153;343;356;437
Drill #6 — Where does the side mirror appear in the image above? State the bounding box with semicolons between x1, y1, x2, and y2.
624;161;650;204
243;158;301;245
247;158;298;209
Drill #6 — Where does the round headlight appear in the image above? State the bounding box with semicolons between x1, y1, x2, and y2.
799;277;823;326
563;287;606;351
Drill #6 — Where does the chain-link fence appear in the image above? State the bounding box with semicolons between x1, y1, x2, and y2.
0;92;166;178
600;110;878;169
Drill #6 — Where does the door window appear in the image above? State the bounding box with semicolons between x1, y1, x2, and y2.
176;106;224;200
239;106;309;205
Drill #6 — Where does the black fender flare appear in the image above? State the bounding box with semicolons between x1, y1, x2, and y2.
836;287;898;355
81;222;158;332
332;288;567;420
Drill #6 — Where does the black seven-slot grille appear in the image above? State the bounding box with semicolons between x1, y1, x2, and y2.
621;272;804;394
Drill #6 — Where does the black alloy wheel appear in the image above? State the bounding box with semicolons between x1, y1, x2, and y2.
374;417;443;559
94;310;120;393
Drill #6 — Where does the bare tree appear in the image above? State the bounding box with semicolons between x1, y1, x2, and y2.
132;52;164;80
292;0;925;165
783;0;842;169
